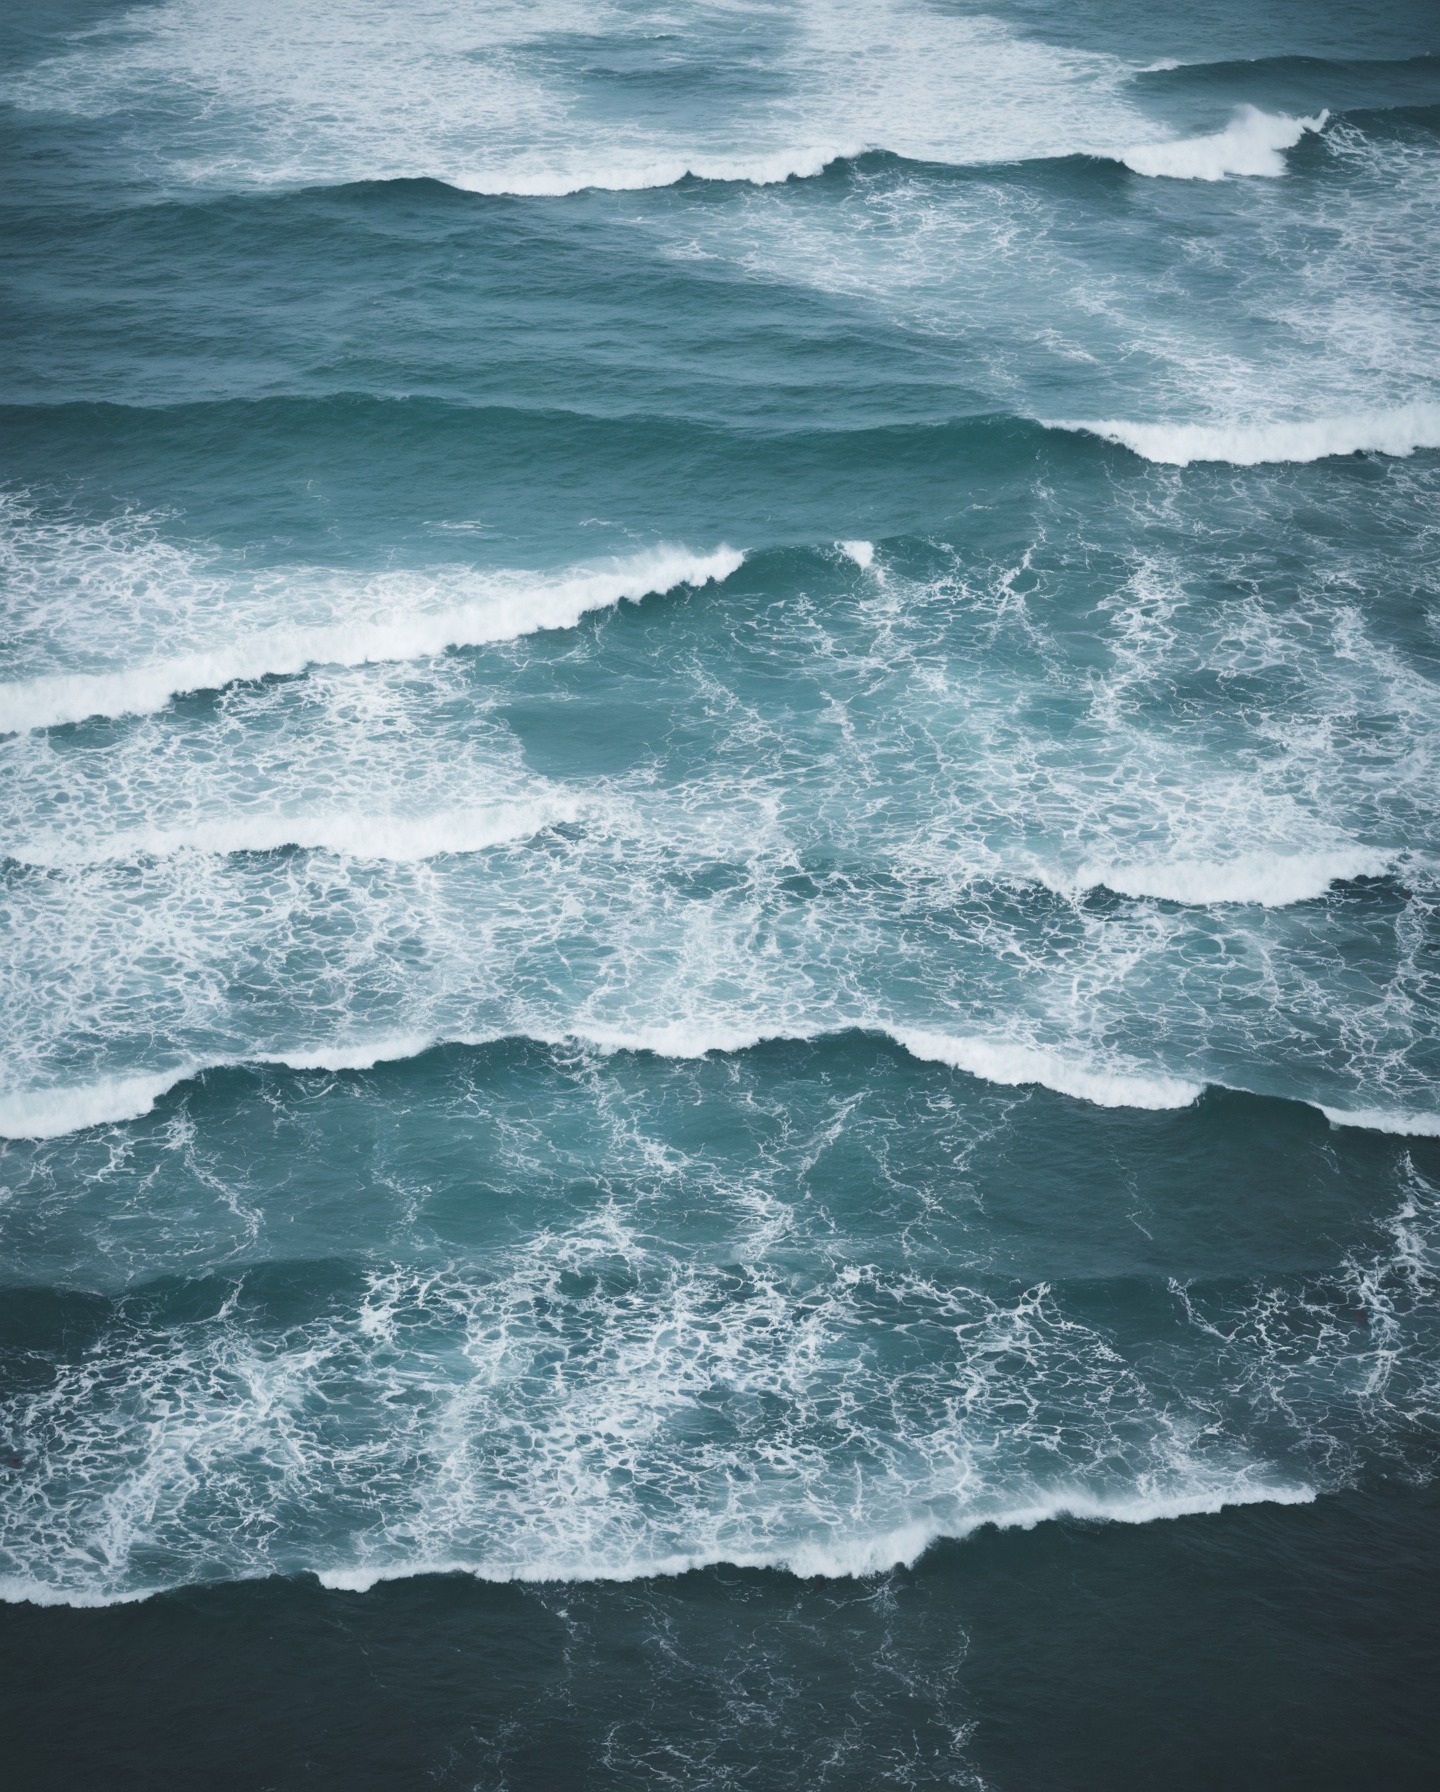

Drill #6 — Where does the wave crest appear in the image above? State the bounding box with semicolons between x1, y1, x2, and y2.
309;1481;1314;1595
1048;402;1440;467
1119;107;1326;180
4;799;580;869
1062;848;1392;908
0;546;743;734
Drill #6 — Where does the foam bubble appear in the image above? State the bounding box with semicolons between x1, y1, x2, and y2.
1120;107;1326;180
838;540;875;569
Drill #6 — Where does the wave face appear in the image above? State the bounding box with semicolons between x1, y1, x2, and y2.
4;0;1440;1778
0;1040;1435;1609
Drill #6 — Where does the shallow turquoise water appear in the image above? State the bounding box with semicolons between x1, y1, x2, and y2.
2;1;1439;1783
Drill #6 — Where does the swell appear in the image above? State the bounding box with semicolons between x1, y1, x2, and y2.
0;1481;1314;1609
0;398;1058;581
8;389;1434;527
3;1026;1437;1145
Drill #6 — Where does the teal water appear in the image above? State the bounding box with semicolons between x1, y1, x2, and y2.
2;1;1439;1783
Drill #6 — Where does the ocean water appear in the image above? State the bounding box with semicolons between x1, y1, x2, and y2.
2;0;1439;1784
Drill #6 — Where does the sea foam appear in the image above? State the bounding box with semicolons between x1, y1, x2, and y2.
1062;847;1391;908
1049;402;1440;467
893;1029;1203;1110
0;546;742;733
309;1479;1315;1595
1321;1106;1440;1139
7;0;1150;196
1119;107;1326;180
5;799;580;869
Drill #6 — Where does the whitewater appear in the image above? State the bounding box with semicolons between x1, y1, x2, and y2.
3;0;1440;1785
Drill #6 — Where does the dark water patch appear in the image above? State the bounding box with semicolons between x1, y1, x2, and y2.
1133;52;1440;118
0;1483;1436;1789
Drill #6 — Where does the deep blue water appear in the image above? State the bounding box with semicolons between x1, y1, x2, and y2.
2;1;1439;1784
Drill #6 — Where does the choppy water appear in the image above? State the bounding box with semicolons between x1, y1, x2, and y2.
3;0;1439;1784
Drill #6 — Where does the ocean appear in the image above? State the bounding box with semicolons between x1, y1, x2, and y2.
2;1;1439;1784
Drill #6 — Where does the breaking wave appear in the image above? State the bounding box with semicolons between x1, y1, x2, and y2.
1048;402;1440;466
2;799;581;869
0;546;743;732
1119;106;1326;179
3;1024;1436;1144
1057;847;1393;908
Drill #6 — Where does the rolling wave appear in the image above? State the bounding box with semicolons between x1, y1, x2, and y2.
3;800;582;869
0;1479;1312;1608
314;1484;1316;1588
1054;848;1394;908
1117;107;1326;180
0;546;742;732
5;804;1390;916
0;1027;1199;1141
4;1025;1437;1145
1049;402;1440;466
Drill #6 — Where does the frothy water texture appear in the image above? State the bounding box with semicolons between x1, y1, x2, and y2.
3;0;1440;1784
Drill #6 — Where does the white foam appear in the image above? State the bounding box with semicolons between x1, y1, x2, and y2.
0;546;742;732
1066;847;1391;908
312;1479;1314;1593
6;799;579;868
1321;1105;1440;1139
453;144;846;198
1050;401;1440;467
1120;107;1326;180
0;1072;187;1141
838;539;875;569
0;1035;437;1138
8;0;1150;195
894;1028;1203;1110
